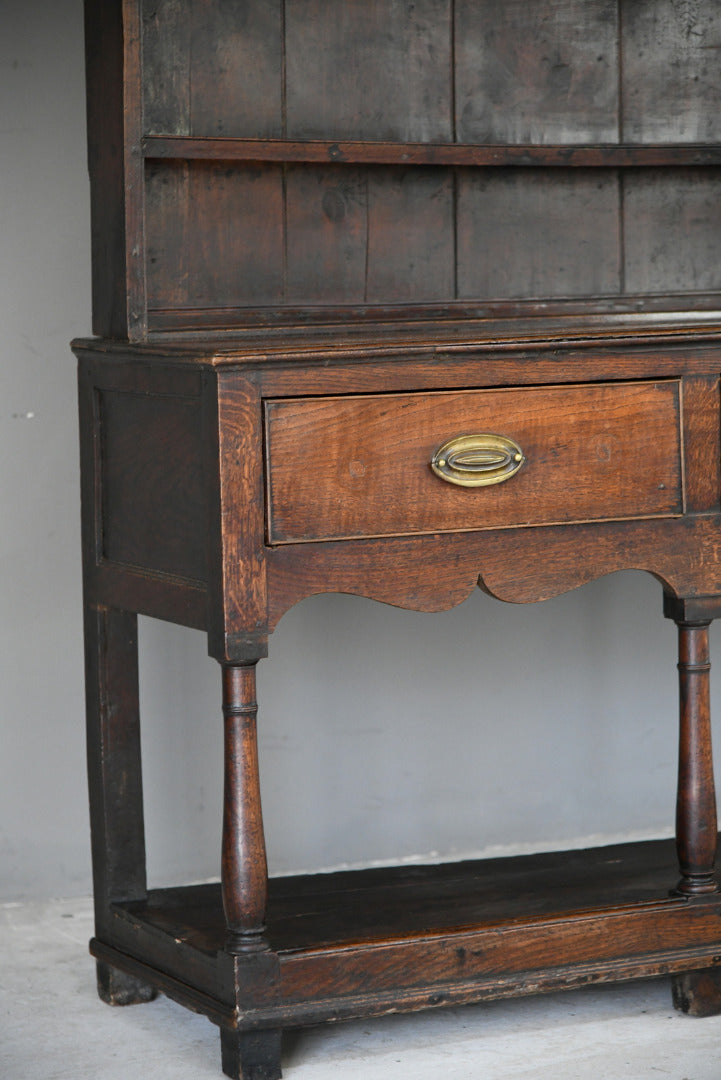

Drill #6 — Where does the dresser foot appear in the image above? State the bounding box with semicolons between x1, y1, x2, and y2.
220;1027;282;1080
672;969;721;1017
95;960;158;1006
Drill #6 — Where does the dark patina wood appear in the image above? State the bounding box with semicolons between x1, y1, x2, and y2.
79;2;721;1077
675;622;718;896
221;664;269;953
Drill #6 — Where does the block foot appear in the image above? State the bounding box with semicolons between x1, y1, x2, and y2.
220;1027;282;1080
672;969;721;1017
96;959;158;1006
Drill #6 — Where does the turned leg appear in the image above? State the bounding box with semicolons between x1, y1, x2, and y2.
221;663;269;952
670;619;721;1015
220;664;281;1078
674;620;718;896
84;603;157;1005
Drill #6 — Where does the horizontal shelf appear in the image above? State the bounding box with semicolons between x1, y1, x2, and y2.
145;294;721;339
95;838;721;1029
143;137;721;169
126;837;692;956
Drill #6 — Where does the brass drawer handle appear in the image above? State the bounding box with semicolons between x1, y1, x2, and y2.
431;434;525;487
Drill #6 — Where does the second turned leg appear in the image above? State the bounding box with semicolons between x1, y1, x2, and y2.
219;663;282;1079
674;620;718;897
221;662;270;952
672;618;721;1016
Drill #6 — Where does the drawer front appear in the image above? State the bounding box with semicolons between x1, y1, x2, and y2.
265;381;683;544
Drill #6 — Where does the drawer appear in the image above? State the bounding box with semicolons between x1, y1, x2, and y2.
265;381;683;544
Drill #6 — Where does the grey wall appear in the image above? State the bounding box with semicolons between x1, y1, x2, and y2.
0;0;710;903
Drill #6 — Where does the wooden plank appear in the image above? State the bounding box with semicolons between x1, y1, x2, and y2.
624;170;721;295
366;169;455;303
285;0;453;142
84;608;147;934
142;0;190;135
84;0;131;337
189;0;283;138
682;375;721;514
265;515;721;629
145;296;721;334
146;162;284;310
456;169;621;300
455;0;619;143
623;0;721;142
285;166;368;304
125;839;688;954
207;372;269;662
286;165;455;306
143;136;721;168
145;160;190;309
280;902;721;1002
188;163;284;307
104;839;721;1025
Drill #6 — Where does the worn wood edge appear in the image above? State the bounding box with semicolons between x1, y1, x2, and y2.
266;513;684;550
142;136;721;169
90;937;233;1025
72;310;721;362
664;594;721;623
143;308;721;349
89;935;721;1033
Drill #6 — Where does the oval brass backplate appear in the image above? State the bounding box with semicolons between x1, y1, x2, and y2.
431;434;525;488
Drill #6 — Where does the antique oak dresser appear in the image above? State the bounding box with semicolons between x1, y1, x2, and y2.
76;2;721;1077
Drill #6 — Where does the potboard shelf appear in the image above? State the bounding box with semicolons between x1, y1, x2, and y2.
91;837;721;1033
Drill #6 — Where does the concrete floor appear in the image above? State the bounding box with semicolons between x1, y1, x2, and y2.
3;896;721;1080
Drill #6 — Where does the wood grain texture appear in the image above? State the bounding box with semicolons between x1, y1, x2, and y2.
99;388;206;580
106;838;721;1027
285;0;453;142
266;381;682;543
142;0;190;135
675;621;718;895
81;0;721;1069
145;162;285;311
455;0;619;143
221;664;269;951
681;375;721;514
142;0;282;138
83;605;147;935
624;170;721;295
673;968;721;1017
209;373;268;662
622;0;721;143
189;0;282;139
456;169;621;300
84;0;131;337
144;137;721;169
265;515;721;630
285;166;455;305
